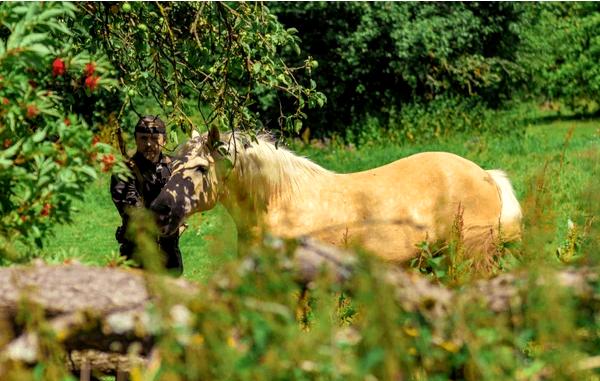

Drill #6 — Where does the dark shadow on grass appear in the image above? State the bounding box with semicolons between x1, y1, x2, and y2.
521;109;600;127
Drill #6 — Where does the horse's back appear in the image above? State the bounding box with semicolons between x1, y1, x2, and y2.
344;151;512;260
356;150;504;232
352;151;501;220
267;151;518;263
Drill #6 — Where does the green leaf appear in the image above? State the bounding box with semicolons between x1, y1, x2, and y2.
31;225;41;238
7;113;16;132
316;94;325;108
0;158;13;169
31;129;46;143
19;33;48;48
37;176;51;187
78;166;97;180
42;21;72;36
169;129;179;145
37;8;68;22
10;5;29;15
0;140;22;159
32;362;45;381
26;43;51;56
293;119;302;133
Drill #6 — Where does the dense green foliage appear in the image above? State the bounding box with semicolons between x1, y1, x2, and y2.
263;2;600;141
267;2;527;139
0;2;119;259
77;2;323;139
520;3;600;112
0;1;321;259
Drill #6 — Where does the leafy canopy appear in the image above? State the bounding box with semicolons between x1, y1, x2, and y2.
0;2;322;260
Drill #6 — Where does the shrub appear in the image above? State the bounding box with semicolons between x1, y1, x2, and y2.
0;2;120;260
267;2;528;139
517;3;600;113
342;96;525;146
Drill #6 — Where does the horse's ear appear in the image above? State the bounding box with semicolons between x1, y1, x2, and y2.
207;126;220;149
191;129;200;139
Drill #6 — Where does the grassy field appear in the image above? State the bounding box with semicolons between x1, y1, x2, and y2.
39;116;599;282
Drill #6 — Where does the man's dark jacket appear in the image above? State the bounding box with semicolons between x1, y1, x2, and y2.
110;152;182;275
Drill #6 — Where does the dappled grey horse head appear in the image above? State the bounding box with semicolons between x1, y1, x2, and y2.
150;127;225;236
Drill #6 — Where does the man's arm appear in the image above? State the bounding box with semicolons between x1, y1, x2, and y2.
110;172;142;219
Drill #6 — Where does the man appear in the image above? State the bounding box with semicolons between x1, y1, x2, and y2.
110;115;183;275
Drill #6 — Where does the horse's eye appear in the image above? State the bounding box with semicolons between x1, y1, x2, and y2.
196;166;208;173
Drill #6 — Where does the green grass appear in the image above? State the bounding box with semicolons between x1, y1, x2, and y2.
38;116;599;282
38;177;238;283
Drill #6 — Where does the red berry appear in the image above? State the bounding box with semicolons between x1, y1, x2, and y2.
92;135;100;146
84;62;96;76
3;139;12;148
102;153;115;165
85;75;99;91
64;118;71;126
52;58;66;77
26;104;39;119
2;98;8;105
40;203;51;217
20;215;27;223
101;153;116;172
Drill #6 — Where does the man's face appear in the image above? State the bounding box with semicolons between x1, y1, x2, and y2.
135;132;165;162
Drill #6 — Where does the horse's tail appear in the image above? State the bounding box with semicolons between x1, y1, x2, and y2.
487;169;522;242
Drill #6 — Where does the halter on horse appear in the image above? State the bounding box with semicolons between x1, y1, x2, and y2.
150;127;522;263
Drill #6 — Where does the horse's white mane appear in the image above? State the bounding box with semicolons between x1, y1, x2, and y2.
223;132;334;204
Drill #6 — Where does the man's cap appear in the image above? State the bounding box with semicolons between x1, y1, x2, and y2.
135;115;166;134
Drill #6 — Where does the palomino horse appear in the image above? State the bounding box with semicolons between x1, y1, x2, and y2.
151;127;522;263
